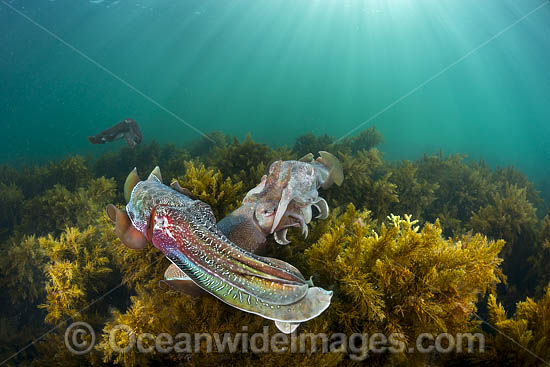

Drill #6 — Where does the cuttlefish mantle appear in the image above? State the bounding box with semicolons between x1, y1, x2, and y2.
107;166;333;333
88;118;142;148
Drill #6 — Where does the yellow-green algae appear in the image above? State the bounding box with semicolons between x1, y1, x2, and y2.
0;128;549;366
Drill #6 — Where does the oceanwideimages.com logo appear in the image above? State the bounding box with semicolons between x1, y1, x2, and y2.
65;322;485;360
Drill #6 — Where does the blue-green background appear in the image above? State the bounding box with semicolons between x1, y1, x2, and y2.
1;0;549;180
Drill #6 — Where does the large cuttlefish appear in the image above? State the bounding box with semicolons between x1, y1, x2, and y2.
106;152;343;333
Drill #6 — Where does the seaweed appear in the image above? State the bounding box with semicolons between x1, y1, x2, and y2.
302;204;504;365
92;141;190;200
387;160;439;221
475;287;550;366
334;126;384;154
0;235;46;306
20;177;116;236
1;132;550;366
292;132;334;158
204;133;294;190
188;130;234;158
205;133;272;179
0;182;24;241
38;224;116;324
323;149;399;222
175;161;244;219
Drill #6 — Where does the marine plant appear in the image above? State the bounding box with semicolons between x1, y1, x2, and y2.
415;153;496;236
333;126;384;154
468;184;540;305
204;133;272;180
1;129;550;366
387;160;439;221
470;286;550;367
20;177;116;236
38;224;116;324
175;161;244;219
0;235;46;306
204;133;295;190
468;184;538;248
0;182;24;241
92;141;190;198
302;204;504;365
292;132;334;158
323;149;400;222
188;130;234;158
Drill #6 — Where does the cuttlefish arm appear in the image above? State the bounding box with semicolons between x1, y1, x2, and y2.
105;204;148;250
268;151;343;244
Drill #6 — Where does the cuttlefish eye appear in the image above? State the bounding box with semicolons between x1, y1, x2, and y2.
263;208;275;216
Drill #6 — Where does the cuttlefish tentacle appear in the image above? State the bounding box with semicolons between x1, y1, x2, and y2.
266;152;343;241
312;197;329;220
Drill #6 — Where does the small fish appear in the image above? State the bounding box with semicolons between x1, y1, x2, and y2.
88;118;142;148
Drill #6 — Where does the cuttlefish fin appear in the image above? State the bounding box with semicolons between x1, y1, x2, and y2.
105;204;148;249
148;166;162;183
170;180;195;198
317;151;344;188
275;321;300;334
298;153;314;162
124;168;140;203
160;264;206;296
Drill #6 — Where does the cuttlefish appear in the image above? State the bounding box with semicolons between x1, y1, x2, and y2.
88;118;142;148
106;152;343;333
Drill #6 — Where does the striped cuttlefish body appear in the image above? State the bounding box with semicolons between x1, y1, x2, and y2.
106;156;342;333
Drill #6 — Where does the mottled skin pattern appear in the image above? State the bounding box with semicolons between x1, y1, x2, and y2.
218;152;342;252
108;152;343;331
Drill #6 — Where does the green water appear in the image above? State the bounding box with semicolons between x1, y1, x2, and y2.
1;0;549;178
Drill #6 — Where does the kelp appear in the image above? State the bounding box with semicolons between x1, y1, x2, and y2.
292;132;334;158
292;126;383;158
1;128;550;366
188;130;234;158
528;215;550;297
387;160;439;221
415;153;496;236
469;184;538;248
469;184;539;305
204;133;272;181
333;126;384;155
0;235;46;307
0;155;93;201
0;182;24;241
467;287;550;367
204;133;294;190
302;205;503;365
323;149;399;222
92;141;190;199
20;177;116;236
175;161;244;219
39;224;116;324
